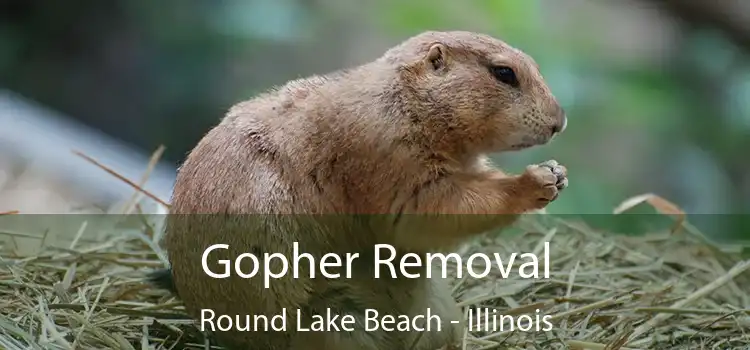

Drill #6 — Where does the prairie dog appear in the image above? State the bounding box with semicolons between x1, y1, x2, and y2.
151;30;568;350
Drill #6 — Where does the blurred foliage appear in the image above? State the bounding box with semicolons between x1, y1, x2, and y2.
0;0;748;241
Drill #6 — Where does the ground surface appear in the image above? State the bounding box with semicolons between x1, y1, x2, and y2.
1;209;748;350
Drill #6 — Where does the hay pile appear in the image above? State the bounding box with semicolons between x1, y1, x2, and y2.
1;206;748;350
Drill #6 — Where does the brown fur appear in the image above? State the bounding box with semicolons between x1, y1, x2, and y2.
158;31;568;350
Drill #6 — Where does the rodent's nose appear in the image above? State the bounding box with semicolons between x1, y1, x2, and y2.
552;116;567;134
551;109;567;135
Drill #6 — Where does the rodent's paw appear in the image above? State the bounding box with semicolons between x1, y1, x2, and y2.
519;159;567;208
539;159;568;191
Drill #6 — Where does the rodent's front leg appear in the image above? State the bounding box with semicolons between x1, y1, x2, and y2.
393;160;567;250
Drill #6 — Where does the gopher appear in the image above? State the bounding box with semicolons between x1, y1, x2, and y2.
150;30;568;350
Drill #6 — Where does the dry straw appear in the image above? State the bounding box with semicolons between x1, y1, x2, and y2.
1;149;749;350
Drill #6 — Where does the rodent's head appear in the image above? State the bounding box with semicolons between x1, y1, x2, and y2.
382;31;567;154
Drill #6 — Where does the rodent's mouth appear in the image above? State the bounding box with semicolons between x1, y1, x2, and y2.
509;143;535;150
508;135;552;150
505;129;560;151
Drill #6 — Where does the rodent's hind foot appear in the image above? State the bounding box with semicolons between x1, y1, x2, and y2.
145;268;178;296
405;277;464;350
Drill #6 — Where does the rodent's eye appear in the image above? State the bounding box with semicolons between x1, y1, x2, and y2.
490;66;519;88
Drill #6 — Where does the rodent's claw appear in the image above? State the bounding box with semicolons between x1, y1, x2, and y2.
540;159;558;168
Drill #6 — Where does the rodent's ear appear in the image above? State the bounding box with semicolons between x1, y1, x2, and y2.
424;43;448;71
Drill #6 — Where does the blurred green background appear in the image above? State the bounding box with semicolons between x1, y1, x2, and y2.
0;0;749;241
